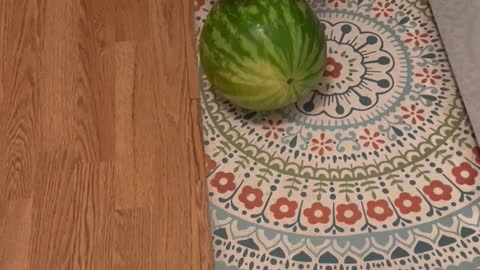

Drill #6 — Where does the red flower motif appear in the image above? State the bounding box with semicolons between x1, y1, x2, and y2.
310;134;333;156
262;120;285;139
194;0;205;11
359;129;385;150
452;162;478;185
205;154;217;173
238;186;263;209
394;192;422;215
336;203;362;225
303;202;331;224
423;180;453;201
372;1;394;18
405;29;429;47
366;200;394;221
326;0;347;8
415;68;442;85
211;172;236;193
401;104;425;125
270;198;298;219
323;57;343;79
473;147;480;165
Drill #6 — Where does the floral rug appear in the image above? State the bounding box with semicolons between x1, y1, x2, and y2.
195;0;480;269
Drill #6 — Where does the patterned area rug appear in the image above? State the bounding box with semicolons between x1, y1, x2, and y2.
194;0;480;269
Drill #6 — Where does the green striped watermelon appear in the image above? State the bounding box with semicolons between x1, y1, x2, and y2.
199;0;327;111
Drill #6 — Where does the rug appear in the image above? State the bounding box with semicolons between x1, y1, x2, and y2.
194;0;480;269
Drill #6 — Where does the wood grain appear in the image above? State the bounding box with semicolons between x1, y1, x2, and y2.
113;0;150;42
113;42;138;210
0;0;39;200
38;0;76;150
189;100;214;270
182;0;201;100
113;208;153;270
29;152;114;269
0;0;213;269
0;198;32;270
72;0;116;162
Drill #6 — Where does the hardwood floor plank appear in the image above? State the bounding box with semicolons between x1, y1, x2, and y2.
139;3;193;266
0;0;39;200
113;208;152;270
189;100;214;270
71;0;116;162
29;152;114;270
29;152;75;269
38;0;76;149
113;42;138;210
113;0;150;42
131;0;213;268
0;0;214;268
0;198;32;270
182;0;201;100
116;40;158;209
156;75;192;269
39;0;115;162
71;162;114;270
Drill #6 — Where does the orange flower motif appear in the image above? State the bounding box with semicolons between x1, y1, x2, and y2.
194;0;205;11
401;104;425;125
205;154;217;173
210;172;236;193
326;0;346;8
270;198;298;220
405;29;429;47
262;120;285;139
452;162;478;186
359;129;385;150
238;186;263;210
310;133;333;156
473;147;480;165
394;192;422;215
415;68;442;85
423;180;453;201
336;203;362;225
372;1;394;18
303;202;331;224
323;57;343;79
366;200;393;221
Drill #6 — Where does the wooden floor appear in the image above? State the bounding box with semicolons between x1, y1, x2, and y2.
0;0;213;269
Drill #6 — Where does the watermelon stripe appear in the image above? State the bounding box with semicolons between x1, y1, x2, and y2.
200;0;326;111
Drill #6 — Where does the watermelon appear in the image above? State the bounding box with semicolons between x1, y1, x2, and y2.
199;0;327;111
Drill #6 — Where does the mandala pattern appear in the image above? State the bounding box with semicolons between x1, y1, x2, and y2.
195;0;480;269
295;18;399;121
